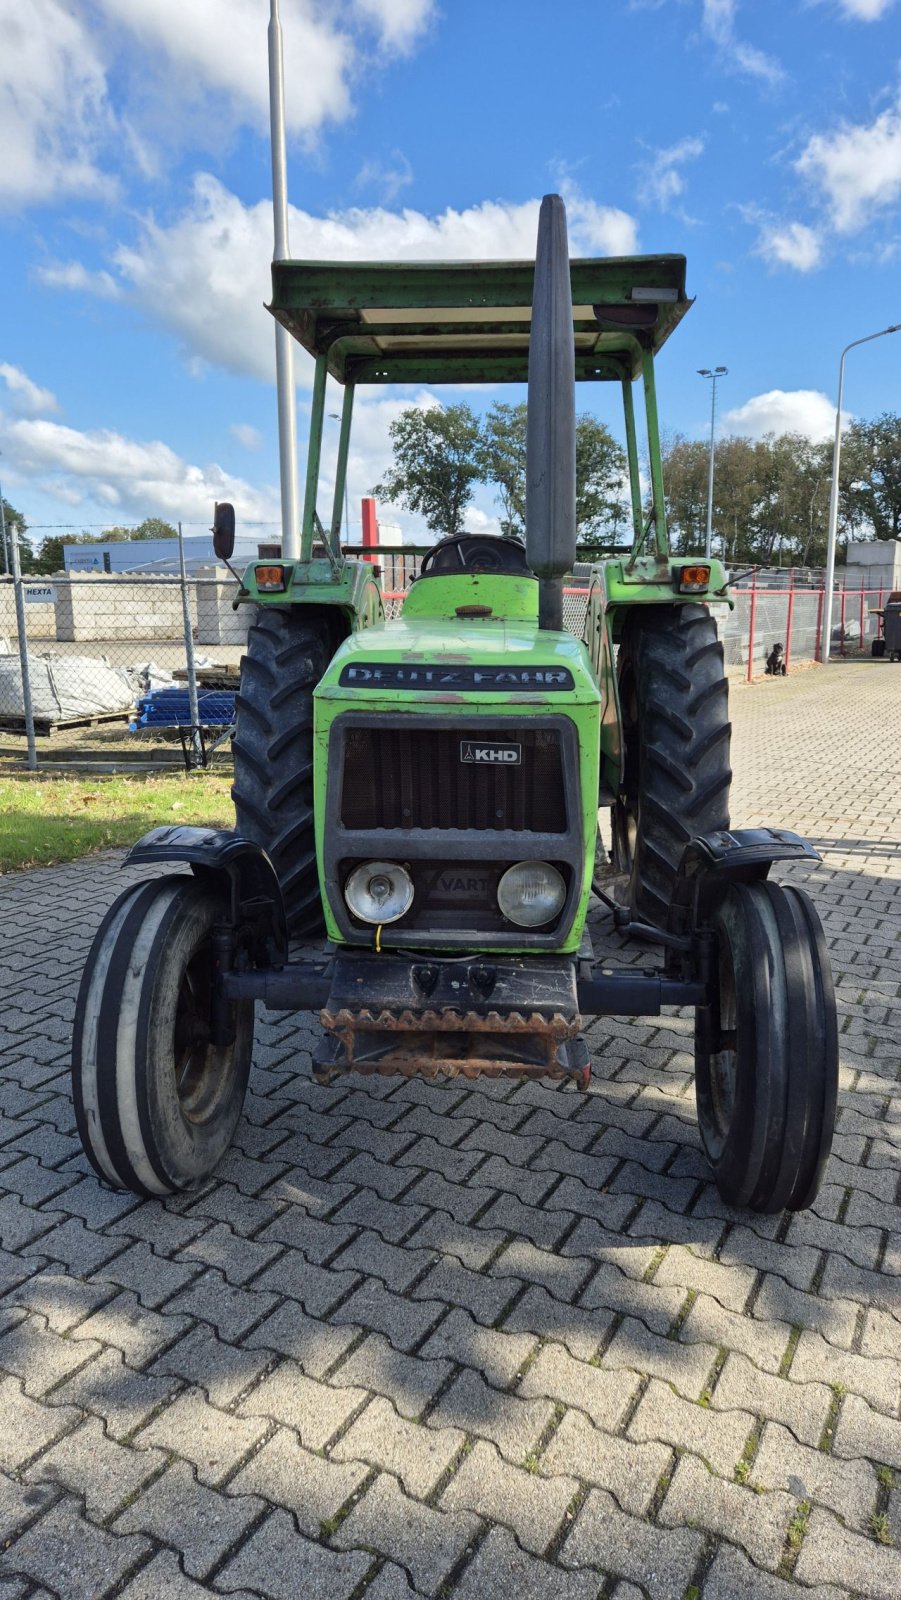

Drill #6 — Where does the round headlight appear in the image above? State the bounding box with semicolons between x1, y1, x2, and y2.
344;861;414;925
497;861;566;928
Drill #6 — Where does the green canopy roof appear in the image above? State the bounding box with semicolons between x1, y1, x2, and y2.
268;254;690;386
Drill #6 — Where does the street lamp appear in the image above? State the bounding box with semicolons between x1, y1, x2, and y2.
820;324;901;662
328;412;351;537
698;367;728;559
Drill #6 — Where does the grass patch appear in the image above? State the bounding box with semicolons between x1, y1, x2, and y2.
869;1511;894;1547
877;1466;897;1490
0;772;233;872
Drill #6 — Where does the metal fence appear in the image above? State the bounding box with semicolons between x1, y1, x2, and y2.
1;564;889;770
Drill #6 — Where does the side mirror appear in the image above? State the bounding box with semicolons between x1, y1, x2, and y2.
212;502;236;561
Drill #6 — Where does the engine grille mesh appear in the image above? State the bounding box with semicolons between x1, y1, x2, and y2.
340;725;567;833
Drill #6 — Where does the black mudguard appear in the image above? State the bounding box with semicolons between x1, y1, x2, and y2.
125;825;288;964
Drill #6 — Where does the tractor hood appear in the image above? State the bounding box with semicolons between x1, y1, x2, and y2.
315;616;602;709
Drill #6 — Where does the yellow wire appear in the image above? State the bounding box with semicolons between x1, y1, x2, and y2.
375;924;382;953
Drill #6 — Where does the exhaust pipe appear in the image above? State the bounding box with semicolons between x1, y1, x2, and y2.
526;194;577;631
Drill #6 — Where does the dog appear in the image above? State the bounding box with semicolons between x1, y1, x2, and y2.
765;642;787;676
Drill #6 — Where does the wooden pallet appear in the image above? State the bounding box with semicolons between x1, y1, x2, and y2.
0;709;131;737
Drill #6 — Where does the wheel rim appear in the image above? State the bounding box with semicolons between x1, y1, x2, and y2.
706;937;738;1158
172;942;231;1123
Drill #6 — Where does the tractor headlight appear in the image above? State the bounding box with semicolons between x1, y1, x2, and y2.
344;861;414;924
497;861;566;928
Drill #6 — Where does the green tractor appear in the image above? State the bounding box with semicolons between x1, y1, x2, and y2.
71;195;838;1215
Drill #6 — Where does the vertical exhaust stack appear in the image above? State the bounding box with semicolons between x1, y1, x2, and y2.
526;194;577;631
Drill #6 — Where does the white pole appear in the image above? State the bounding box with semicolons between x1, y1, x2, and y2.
699;367;727;559
178;522;202;767
820;324;900;663
7;498;37;771
268;0;300;560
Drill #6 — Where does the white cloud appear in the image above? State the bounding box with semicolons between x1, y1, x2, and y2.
796;95;901;233
54;176;638;384
36;260;123;299
0;363;59;416
832;0;895;18
0;0;115;208
754;219;823;271
701;0;784;85
5;416;279;523
355;151;414;204
723;389;841;442
230;423;262;451
638;135;704;210
352;0;436;53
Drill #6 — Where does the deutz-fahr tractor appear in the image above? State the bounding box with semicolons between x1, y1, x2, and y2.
71;195;838;1216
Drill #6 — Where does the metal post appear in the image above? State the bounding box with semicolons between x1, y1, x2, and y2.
268;0;300;560
746;568;758;683
815;587;824;661
859;588;865;653
178;523;202;767
785;575;795;671
641;350;668;558
302;354;328;559
329;393;354;549
839;587;846;658
621;377;643;545
9;511;36;770
698;366;727;560
821;323;900;662
0;486;10;576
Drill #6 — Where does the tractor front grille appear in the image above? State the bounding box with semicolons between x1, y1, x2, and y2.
340;725;567;834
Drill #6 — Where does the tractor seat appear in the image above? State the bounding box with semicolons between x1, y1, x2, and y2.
416;535;533;578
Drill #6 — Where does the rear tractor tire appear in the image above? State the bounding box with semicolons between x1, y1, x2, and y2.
696;880;838;1213
612;604;732;927
232;608;335;938
72;877;254;1196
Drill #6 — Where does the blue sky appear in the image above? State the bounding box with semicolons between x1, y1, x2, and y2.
1;0;900;543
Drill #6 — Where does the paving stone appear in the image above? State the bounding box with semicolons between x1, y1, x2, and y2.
652;1241;756;1312
27;1417;167;1519
334;1472;480;1597
0;1499;150;1600
185;1182;282;1236
795;1505;901;1600
751;1274;859;1347
333;1279;445;1351
711;1352;833;1446
329;1332;452;1419
331;1189;428;1245
333;1395;464;1497
678;1291;792;1371
229;1428;368;1534
502;1284;610;1362
243;1300;360;1378
520;1343;641;1432
163;1268;279;1342
105;1201;209;1254
9;1270;113;1334
420;1306;537;1388
256;1211;358;1265
560;1487;702;1600
543;1410;669;1515
558;1222;659;1280
489;1238;592;1302
51;1346;181;1440
150;1323;271;1406
578;1260;685;1335
428;1369;554;1464
135;1390;268;1485
601;1316;717;1400
753;1419;877;1526
544;1175;638;1230
118;1550;260;1599
400;1169;493;1223
0;1471;56;1545
114;1460;264;1579
0;1375;80;1470
92;1239;201;1308
658;1453;795;1570
22;1218;124;1276
413;1257;519;1324
239;1360;367;1449
453;1525;601;1600
214;1508;372;1599
0;1195;63;1252
627;1377;754;1476
704;1544;850;1600
176;1221;283;1284
338;1152;418;1199
833;1391;901;1467
71;1289;190;1367
333;1229;435;1292
441;1438;577;1553
789;1328;901;1414
406;1211;506;1270
0;1311;99;1395
468;1154;556;1205
255;1252;360;1316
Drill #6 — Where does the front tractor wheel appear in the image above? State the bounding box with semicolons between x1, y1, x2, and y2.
72;878;254;1197
232;608;334;938
613;604;732;927
696;880;838;1213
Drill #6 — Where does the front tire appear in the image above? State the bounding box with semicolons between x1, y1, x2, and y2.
72;877;254;1196
695;880;838;1214
613;604;731;926
232;609;334;937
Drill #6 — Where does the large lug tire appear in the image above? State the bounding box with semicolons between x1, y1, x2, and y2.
232;608;334;938
613;604;731;926
72;877;254;1197
696;880;838;1214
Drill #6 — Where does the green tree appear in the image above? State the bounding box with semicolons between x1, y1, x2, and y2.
1;498;35;574
660;435;709;554
373;404;481;537
475;402;627;542
475;403;527;536
839;413;901;541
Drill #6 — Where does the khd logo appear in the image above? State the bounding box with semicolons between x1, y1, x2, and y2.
460;741;522;765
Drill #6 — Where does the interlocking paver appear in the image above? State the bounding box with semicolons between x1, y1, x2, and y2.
2;664;900;1600
0;1499;150;1600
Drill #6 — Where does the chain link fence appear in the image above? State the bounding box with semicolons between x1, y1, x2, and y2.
1;563;889;770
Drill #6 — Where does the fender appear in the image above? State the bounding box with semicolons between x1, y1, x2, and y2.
668;826;821;942
125;825;288;964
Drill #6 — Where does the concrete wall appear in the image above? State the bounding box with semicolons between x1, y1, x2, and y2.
55;575;185;642
845;539;901;596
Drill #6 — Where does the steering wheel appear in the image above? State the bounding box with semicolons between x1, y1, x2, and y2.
419;535;530;577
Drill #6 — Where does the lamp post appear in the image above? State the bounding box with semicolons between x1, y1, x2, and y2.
698;367;728;560
820;324;900;663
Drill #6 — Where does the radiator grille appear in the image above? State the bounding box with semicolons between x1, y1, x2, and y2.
340;725;567;833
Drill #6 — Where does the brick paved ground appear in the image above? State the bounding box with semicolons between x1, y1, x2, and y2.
0;660;898;1599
